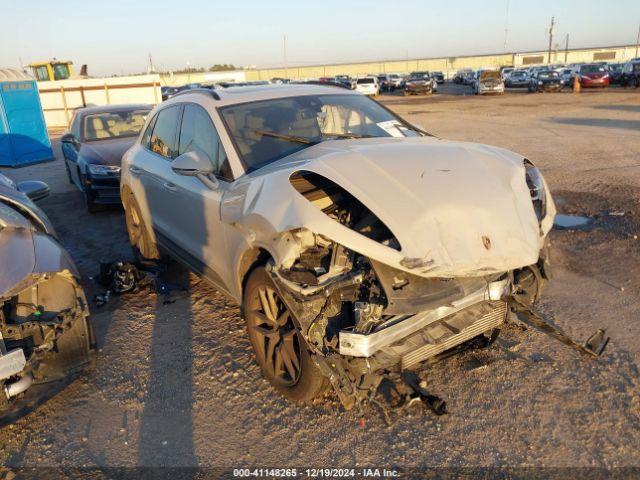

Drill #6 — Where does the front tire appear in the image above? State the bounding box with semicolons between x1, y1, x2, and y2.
81;177;100;214
243;266;328;402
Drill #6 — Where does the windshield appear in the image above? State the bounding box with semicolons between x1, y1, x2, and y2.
538;71;559;78
410;72;429;79
83;109;150;141
220;94;423;172
480;71;501;80
580;64;606;74
357;78;375;84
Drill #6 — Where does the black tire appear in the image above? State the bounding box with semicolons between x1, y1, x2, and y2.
81;177;100;214
123;190;160;259
633;77;640;88
243;266;328;402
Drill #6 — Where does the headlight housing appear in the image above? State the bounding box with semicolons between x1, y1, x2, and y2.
524;160;546;222
88;164;121;176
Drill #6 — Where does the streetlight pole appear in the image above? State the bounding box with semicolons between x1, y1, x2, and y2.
503;0;510;51
635;23;640;58
564;34;569;63
547;16;555;64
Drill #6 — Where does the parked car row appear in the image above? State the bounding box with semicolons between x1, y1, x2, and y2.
453;58;640;93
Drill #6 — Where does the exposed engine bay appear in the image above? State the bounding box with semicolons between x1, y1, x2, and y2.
260;168;605;411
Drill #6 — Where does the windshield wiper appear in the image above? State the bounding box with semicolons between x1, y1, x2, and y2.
251;129;316;145
322;132;376;139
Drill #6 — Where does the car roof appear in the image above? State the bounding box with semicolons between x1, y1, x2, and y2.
164;84;357;108
75;104;153;115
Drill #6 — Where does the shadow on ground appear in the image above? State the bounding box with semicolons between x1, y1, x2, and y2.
551;117;640;131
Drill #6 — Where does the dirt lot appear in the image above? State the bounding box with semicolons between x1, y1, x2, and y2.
1;86;640;477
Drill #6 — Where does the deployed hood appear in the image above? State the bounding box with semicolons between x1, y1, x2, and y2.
79;137;136;166
223;137;555;278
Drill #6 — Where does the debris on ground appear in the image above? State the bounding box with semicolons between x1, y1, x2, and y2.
93;260;188;306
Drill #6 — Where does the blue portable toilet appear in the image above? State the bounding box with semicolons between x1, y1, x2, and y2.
0;68;54;167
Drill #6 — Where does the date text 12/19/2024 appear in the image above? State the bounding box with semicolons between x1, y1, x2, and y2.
233;468;400;478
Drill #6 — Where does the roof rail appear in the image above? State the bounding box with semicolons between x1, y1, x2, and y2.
291;80;351;90
172;88;220;100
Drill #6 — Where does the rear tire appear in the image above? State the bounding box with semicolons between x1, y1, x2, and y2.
243;266;328;402
123;191;160;259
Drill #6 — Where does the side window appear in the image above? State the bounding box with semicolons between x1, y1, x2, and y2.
149;106;181;159
141;113;158;149
178;104;233;181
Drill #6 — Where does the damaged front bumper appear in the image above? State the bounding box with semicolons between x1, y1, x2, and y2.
0;270;94;414
0;207;95;415
338;278;510;358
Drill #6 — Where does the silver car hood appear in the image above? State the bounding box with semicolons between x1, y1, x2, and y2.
0;204;78;298
223;136;555;278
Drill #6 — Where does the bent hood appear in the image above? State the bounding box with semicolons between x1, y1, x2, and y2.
79;137;136;166
223;137;556;278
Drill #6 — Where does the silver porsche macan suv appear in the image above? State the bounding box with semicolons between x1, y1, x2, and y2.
121;84;555;408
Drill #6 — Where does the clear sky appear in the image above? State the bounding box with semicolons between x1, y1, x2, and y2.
2;0;639;76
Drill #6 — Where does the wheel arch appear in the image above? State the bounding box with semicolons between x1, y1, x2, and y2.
237;246;273;301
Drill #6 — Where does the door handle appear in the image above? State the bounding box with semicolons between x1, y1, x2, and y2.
163;182;177;192
129;166;142;175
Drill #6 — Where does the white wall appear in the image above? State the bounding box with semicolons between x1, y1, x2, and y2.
38;74;161;128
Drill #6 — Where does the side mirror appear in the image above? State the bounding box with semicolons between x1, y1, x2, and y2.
17;180;50;201
171;151;214;177
61;133;79;151
171;151;219;190
61;133;76;144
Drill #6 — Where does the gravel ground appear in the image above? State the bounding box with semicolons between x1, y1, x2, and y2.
1;86;639;478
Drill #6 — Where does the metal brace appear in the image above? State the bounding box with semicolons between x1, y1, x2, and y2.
510;297;609;358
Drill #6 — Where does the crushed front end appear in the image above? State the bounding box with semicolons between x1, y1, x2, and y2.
0;203;94;415
262;168;554;409
268;230;551;410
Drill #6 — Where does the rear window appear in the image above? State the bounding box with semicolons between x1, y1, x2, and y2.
82;109;150;141
580;64;606;74
357;78;374;84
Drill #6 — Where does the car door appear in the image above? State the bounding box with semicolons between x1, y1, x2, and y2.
162;103;234;292
130;104;182;238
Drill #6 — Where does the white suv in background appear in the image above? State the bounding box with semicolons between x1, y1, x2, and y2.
355;76;380;96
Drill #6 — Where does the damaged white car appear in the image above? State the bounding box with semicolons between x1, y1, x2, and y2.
121;84;561;408
0;174;94;415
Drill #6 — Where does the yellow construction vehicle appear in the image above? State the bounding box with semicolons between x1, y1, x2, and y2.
28;60;74;82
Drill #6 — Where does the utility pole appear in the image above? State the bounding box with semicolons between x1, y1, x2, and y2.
283;35;288;78
503;0;510;51
636;23;640;58
564;34;569;63
148;53;155;74
547;16;555;64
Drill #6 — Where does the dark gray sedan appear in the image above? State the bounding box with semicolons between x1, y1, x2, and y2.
61;104;151;212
